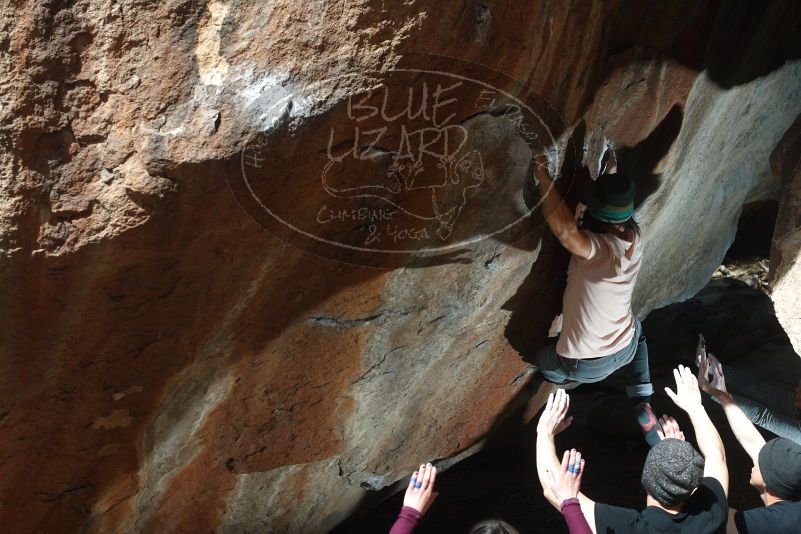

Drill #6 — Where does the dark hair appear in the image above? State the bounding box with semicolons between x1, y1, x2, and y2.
580;209;639;237
468;520;520;534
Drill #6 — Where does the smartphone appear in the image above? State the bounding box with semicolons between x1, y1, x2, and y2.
696;333;708;367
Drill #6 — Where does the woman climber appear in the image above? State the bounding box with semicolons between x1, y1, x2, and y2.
532;147;659;446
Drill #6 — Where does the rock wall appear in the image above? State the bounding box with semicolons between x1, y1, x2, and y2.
1;1;800;532
770;113;801;354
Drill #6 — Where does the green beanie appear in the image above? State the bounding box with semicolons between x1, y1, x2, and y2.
584;172;635;223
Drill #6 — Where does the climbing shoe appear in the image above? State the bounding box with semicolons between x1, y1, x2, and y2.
635;401;662;447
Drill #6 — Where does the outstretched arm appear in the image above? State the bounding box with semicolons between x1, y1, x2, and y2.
536;389;597;534
546;449;593;534
698;356;766;464
536;389;570;507
533;153;591;259
665;365;728;495
389;463;438;534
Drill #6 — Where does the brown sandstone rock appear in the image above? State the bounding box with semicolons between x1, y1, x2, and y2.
1;1;800;533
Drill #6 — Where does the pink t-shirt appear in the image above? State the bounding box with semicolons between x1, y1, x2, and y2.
556;228;643;359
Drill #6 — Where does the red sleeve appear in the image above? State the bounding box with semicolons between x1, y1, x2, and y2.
389;506;422;534
560;498;593;534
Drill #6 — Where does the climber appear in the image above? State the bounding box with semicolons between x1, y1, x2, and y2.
532;147;658;445
536;367;730;534
697;356;801;533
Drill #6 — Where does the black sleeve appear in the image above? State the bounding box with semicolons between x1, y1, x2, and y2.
734;507;770;534
700;477;728;509
594;502;642;533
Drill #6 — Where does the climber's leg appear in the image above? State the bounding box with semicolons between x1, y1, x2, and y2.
634;401;662;447
624;320;654;401
619;320;658;446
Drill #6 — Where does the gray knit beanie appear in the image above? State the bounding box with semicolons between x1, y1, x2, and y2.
641;438;705;506
758;437;801;500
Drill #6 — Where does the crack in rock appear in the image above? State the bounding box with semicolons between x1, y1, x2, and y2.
307;312;384;329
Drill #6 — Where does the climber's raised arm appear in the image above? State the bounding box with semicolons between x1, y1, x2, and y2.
533;152;591;259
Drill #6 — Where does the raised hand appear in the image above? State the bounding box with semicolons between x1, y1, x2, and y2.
546;449;585;504
402;463;438;515
537;388;573;437
665;364;703;412
656;415;685;441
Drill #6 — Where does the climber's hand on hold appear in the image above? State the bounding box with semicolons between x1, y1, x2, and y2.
537;388;573;437
546;449;585;504
532;152;552;186
656;415;685;441
532;151;549;168
402;463;438;515
602;144;618;174
665;365;703;413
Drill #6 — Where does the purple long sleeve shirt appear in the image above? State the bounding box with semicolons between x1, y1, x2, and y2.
561;497;593;534
389;506;421;534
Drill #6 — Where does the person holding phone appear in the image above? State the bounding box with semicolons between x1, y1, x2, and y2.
697;352;801;533
696;335;801;445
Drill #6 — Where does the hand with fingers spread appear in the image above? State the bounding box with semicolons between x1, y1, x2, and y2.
537;388;574;437
656;415;686;441
402;463;438;515
665;364;703;413
697;353;728;398
546;449;585;504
